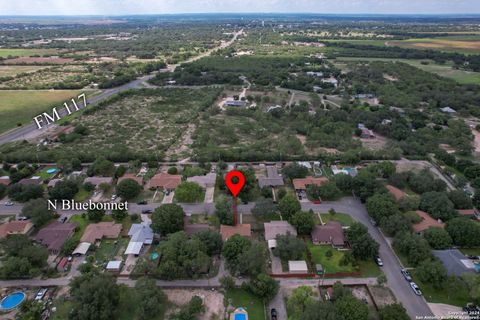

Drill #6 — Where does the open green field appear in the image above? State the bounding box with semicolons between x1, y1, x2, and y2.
0;65;49;77
320;213;354;226
411;272;470;307
225;288;265;320
321;39;388;47
334;57;480;85
308;242;355;273
0;90;81;133
0;48;58;58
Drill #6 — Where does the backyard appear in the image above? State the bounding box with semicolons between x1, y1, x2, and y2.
225;288;265;320
307;242;355;274
320;212;354;226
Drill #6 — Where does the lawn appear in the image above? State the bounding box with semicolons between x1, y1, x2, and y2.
92;238;128;263
0;90;81;133
390;38;480;54
36;167;58;180
307;242;355;274
51;299;72;320
357;260;381;277
411;272;470;307
225;288;265;320
460;248;480;256
0;65;48;77
320;213;354;226
0;48;58;58
74;187;92;202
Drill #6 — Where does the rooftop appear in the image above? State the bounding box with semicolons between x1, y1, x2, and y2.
258;166;284;188
184;222;211;236
84;176;114;186
80;221;122;244
187;172;216;188
264;220;297;241
386;185;406;201
220;224;251;241
412;210;445;233
147;172;182;190
293;176;328;190
117;173;143;186
311;221;345;246
0;220;34;239
35;221;76;252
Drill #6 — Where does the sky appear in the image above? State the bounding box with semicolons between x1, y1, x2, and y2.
0;0;479;16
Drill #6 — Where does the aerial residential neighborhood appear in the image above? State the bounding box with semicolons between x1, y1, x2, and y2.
1;1;480;320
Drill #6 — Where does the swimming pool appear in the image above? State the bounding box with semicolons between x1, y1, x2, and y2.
234;315;246;320
0;292;26;310
46;168;58;174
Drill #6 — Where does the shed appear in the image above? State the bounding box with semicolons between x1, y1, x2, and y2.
72;242;91;256
288;260;309;274
106;260;122;272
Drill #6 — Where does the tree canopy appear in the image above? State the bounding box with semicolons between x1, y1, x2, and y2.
152;204;185;236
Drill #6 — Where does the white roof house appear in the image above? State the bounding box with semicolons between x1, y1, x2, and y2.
297;161;312;169
288;260;309;273
106;260;122;271
125;223;153;255
264;221;297;241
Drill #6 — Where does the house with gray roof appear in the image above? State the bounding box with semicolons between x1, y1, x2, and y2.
124;223;153;256
187;172;216;188
257;166;284;189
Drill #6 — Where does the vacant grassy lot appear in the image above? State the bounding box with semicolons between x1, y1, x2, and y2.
411;272;470;307
225;288;265;320
0;48;58;58
307;242;354;274
0;90;81;133
389;38;480;54
0;65;49;77
320;213;354;226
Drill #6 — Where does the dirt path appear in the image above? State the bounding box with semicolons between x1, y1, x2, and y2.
165;123;196;161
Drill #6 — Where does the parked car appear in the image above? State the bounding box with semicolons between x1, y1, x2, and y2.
271;308;277;320
463;303;480;315
35;288;48;301
409;282;422;296
374;256;383;266
4;201;13;206
141;209;153;214
467;255;479;260
111;194;117;201
137;200;147;205
67;256;73;262
401;268;412;281
60;216;68;223
17;216;29;221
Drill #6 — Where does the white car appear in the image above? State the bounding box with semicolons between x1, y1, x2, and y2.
4;201;13;206
410;282;422;296
111;194;117;200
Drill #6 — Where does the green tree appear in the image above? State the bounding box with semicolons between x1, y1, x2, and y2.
278;193;301;221
70;274;120;320
335;294;369;320
379;213;410;237
346;223;379;260
446;217;480;247
366;193;400;222
246;273;279;302
378;304;410;320
423;227;452;249
152;204;185;236
251;198;277;218
87;157;115;177
222;234;251;272
215;195;234;225
22;198;54;227
48;179;79;200
416;259;448;289
334;174;353;193
18;300;43;320
419;192;457;221
282;163;309;180
448;190;473;209
135;277;167;320
193;229;223;255
290;210;315;235
87;208;105;222
111;208;128;222
7;184;44;202
287;286;317;319
116;178;142;200
238;241;267;276
273;233;306;261
175;182;204;203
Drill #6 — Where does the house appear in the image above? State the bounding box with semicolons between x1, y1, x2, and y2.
321;77;338;87
264;221;297;241
288;260;309;274
0;176;10;186
433;249;477;276
0;221;34;239
457;209;478;218
311;221;346;248
386;185;406;201
117;173;143;186
146;173;182;191
187;172;216;188
19;176;42;186
293;176;328;191
83;176;114;187
105;260;122;273
35;221;77;254
440;107;457;114
56;257;69;272
72;242;91;256
297;161;312;169
357;124;375;139
80;221;122;244
125;223;154;256
47;178;62;188
257;166;284;189
220;224;251;241
225;100;246;107
412;210;445;234
184;223;211;237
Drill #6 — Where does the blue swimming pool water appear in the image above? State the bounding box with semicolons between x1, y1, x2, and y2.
0;292;26;310
234;315;246;320
46;168;57;174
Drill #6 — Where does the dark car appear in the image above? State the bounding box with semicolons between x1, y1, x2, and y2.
141;209;153;214
401;268;412;281
137;200;147;205
271;308;277;320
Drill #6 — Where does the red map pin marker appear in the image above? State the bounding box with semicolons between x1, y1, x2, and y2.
225;170;245;197
225;170;245;226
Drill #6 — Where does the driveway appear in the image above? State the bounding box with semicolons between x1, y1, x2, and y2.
204;186;215;203
162;191;174;204
302;197;433;319
268;287;287;320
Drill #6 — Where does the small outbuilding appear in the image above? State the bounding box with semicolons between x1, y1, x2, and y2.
288;260;309;274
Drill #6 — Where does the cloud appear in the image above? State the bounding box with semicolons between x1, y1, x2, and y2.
0;0;479;15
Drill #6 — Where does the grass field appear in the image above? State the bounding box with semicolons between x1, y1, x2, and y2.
0;90;81;133
411;272;470;307
308;242;354;274
320;213;354;226
388;38;480;54
0;48;58;58
225;288;265;320
334;57;480;85
0;65;49;77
